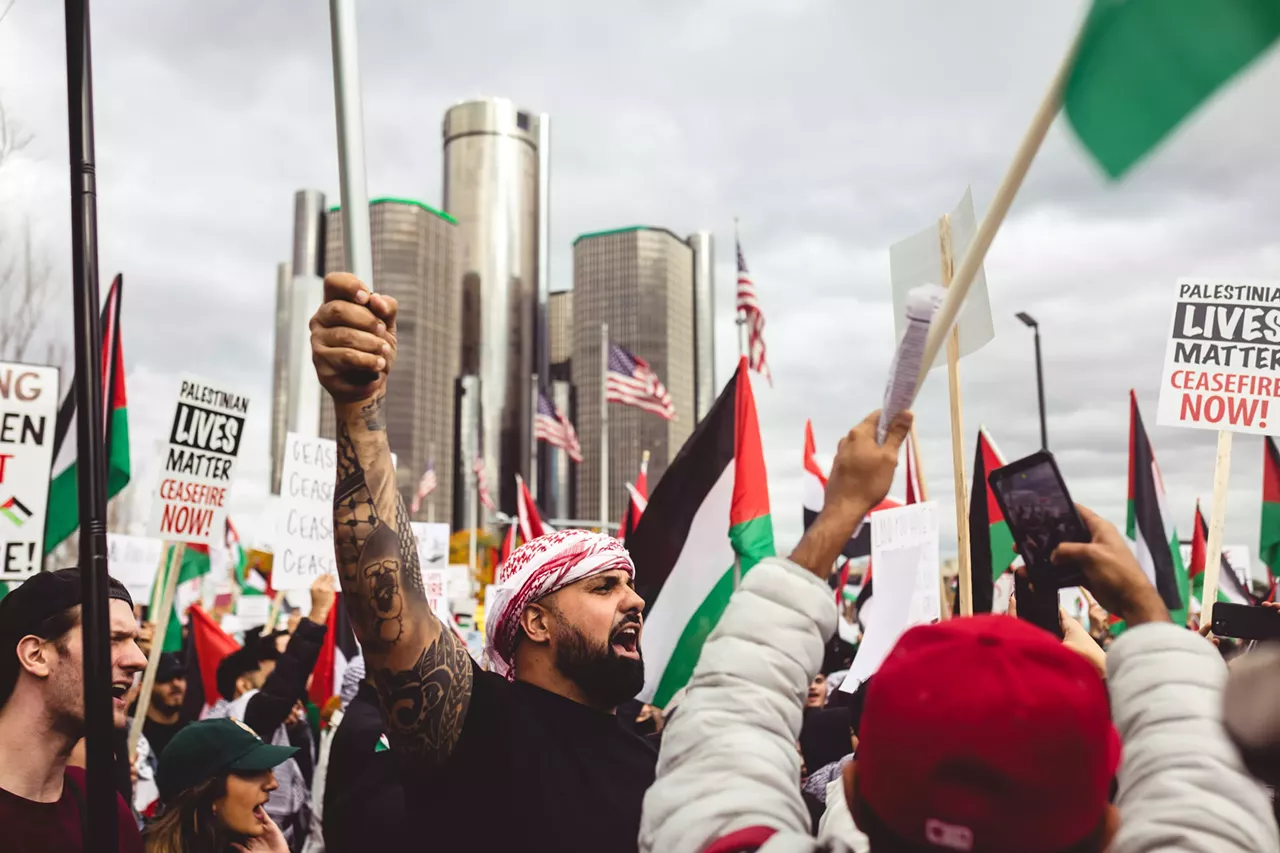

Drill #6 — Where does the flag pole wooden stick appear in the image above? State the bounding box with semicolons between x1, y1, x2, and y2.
1200;429;1234;628
129;542;184;757
909;423;930;502
263;589;288;636
911;27;1084;401
939;215;973;618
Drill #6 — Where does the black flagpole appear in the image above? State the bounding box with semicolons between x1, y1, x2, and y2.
63;0;117;849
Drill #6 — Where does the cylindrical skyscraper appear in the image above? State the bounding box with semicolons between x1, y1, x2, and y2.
443;98;541;518
687;230;716;422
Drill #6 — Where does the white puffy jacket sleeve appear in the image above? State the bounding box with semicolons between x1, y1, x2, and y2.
1108;622;1279;853
639;557;838;853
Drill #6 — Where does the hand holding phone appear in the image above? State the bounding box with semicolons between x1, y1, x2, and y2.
989;451;1090;590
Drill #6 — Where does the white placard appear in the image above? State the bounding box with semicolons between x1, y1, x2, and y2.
1157;279;1280;435
236;594;272;622
890;187;995;370
841;502;941;693
0;363;59;579
272;433;336;590
422;568;452;621
107;533;165;601
148;375;250;545
412;522;450;569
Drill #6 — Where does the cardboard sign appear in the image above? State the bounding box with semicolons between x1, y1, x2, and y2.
1157;279;1280;435
106;533;165;602
0;363;59;579
236;594;272;622
272;433;337;590
148;375;249;544
411;522;450;569
890;188;995;370
422;567;451;621
841;502;941;693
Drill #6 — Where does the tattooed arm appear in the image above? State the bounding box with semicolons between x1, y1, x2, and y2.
312;272;473;768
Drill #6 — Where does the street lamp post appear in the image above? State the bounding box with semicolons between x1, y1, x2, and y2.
1016;312;1048;451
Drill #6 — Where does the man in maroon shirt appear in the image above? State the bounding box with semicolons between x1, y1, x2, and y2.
0;568;148;852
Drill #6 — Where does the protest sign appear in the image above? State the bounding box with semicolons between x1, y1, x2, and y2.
890;188;994;370
0;363;58;579
842;502;941;693
236;594;272;622
411;522;450;569
107;533;165;601
1157;279;1280;434
148;375;250;545
422;568;451;621
272;433;337;590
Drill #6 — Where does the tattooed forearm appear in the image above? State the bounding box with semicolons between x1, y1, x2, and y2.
371;629;473;765
332;393;473;767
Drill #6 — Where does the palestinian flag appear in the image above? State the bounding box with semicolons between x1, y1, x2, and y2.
45;274;130;553
1190;501;1253;606
1261;437;1280;579
310;593;360;707
801;421;900;560
1125;391;1187;627
152;543;215;653
968;427;1015;615
180;604;240;719
619;452;650;542
1064;0;1280;179
630;358;773;707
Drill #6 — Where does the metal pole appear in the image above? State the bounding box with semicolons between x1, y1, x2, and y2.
530;374;539;501
328;0;373;286
600;323;609;530
1033;327;1048;450
62;0;116;847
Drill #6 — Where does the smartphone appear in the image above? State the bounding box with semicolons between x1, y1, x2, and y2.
1212;603;1280;641
1014;571;1064;639
988;451;1089;590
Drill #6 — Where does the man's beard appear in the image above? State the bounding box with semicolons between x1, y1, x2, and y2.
552;622;644;709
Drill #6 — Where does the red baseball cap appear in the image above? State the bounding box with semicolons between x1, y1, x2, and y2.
854;615;1120;853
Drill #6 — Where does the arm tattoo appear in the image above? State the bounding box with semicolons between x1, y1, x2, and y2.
333;395;472;765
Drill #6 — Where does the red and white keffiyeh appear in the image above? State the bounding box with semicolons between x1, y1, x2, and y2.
484;529;634;679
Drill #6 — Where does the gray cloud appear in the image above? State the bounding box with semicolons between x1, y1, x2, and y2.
3;0;1280;585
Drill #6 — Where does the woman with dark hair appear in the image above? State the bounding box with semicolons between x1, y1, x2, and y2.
147;718;295;853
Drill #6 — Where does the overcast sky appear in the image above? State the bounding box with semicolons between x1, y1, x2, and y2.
3;0;1280;581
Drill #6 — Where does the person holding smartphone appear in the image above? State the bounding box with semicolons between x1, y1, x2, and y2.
639;409;1279;853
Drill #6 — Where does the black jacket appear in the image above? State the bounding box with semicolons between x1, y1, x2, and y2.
323;682;408;853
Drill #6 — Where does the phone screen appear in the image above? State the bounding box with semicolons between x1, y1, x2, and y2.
990;458;1088;586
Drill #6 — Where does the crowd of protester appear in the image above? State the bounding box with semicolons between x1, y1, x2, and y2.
3;272;1280;852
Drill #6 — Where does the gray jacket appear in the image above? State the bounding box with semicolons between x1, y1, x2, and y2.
639;557;1280;853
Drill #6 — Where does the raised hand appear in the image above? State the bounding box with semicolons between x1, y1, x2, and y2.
310;272;399;404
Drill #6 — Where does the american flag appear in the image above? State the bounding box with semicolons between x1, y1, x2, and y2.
535;390;582;462
473;455;495;512
736;238;772;384
607;343;676;421
409;461;438;514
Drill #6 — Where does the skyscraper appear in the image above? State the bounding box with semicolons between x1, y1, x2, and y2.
270;189;326;493
321;198;461;523
687;230;717;421
442;98;544;518
571;227;696;523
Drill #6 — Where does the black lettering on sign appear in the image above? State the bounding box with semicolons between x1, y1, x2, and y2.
0;413;45;446
168;402;244;456
1172;302;1280;346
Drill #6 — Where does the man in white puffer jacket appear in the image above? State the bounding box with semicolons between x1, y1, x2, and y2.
640;409;1279;853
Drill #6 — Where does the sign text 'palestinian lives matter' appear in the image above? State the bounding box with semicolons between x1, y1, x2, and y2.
148;376;249;544
0;363;58;580
1158;280;1280;436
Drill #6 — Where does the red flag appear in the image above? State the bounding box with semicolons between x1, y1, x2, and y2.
618;452;650;541
310;597;338;706
516;474;547;541
904;433;921;505
1190;501;1208;579
182;605;240;716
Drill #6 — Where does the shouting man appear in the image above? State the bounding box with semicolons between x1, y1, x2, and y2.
311;273;656;853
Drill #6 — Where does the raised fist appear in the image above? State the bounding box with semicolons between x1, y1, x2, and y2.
310;272;398;404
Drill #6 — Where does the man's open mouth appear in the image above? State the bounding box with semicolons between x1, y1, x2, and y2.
111;682;130;703
611;623;641;660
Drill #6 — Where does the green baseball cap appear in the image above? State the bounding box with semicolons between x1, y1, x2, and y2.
156;718;298;802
